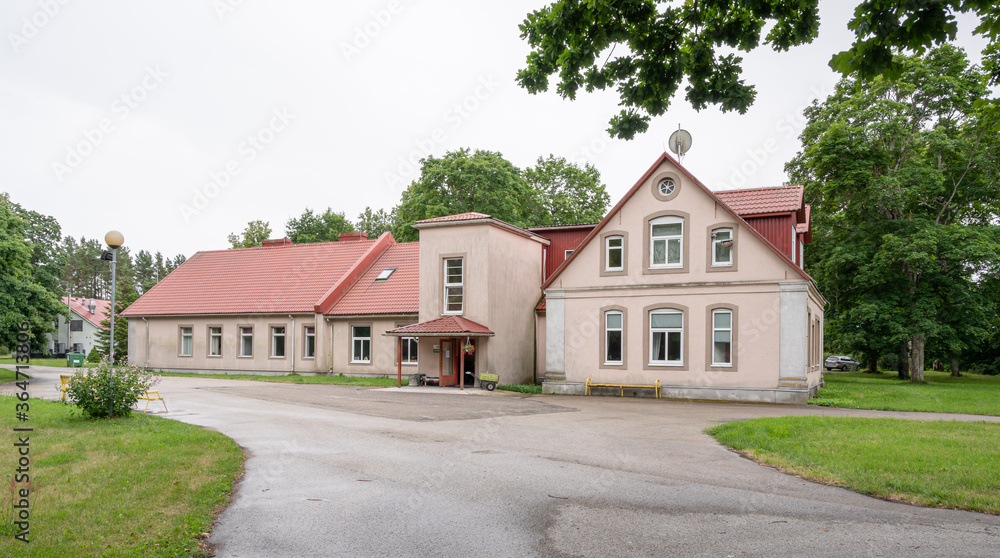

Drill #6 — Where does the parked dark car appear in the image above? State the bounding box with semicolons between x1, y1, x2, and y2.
824;355;859;371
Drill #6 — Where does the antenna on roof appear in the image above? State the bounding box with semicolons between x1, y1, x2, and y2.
667;124;693;164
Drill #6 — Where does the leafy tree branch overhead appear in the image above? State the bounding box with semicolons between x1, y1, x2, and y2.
517;0;999;139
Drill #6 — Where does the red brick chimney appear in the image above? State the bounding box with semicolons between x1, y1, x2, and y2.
338;232;368;242
261;238;292;248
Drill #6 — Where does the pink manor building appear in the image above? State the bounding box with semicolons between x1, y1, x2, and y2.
123;153;825;403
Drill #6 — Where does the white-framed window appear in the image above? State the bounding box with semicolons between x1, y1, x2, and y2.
271;326;286;358
564;249;574;259
649;309;683;365
791;225;798;265
375;268;395;281
401;337;418;364
352;325;371;363
605;236;623;271
240;327;253;357
70;319;84;332
444;258;463;314
180;326;193;356
712;310;733;366
304;326;315;358
712;228;733;266
605;311;623;364
209;326;222;356
650;216;683;268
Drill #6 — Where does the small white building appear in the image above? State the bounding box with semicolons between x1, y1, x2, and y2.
48;297;111;356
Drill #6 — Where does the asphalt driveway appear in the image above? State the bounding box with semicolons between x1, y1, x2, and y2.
7;366;1000;557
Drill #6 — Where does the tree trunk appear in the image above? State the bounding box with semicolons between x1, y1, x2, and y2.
866;350;878;374
898;341;910;380
950;357;961;377
910;334;925;382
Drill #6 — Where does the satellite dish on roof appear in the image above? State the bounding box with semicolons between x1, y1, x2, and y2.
668;127;693;162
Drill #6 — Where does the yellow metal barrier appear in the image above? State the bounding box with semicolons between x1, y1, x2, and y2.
586;378;661;399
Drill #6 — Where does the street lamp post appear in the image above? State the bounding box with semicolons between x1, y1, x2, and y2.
104;230;124;415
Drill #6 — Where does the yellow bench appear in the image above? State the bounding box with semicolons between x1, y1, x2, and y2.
137;390;168;413
586;378;661;399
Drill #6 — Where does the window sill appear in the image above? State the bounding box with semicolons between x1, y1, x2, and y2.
401;362;418;366
207;355;222;359
351;360;372;365
269;356;286;359
237;355;253;358
647;362;683;367
303;356;315;360
178;354;193;358
603;361;624;366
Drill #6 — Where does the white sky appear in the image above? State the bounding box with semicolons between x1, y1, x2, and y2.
1;1;990;258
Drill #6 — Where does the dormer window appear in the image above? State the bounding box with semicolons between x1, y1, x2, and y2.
375;268;396;281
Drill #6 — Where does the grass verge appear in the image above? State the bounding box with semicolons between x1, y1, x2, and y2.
0;368;20;383
0;358;93;369
497;384;543;394
156;372;409;387
0;396;244;557
709;416;1000;515
812;370;1000;415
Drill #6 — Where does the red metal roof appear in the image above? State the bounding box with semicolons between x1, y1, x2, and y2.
713;185;804;216
63;297;112;328
327;243;420;316
415;212;491;224
122;239;394;316
385;316;495;336
535;298;546;312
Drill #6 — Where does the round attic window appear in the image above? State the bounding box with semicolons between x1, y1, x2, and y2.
658;179;675;196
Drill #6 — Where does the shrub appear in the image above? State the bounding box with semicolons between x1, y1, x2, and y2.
85;347;102;363
65;357;160;418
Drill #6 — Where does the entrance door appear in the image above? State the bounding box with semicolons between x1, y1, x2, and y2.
440;340;457;387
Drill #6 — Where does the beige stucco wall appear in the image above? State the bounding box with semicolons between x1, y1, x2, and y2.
416;222;545;384
546;158;823;394
129;314;416;376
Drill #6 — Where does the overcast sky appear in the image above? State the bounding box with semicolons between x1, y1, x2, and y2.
1;1;990;258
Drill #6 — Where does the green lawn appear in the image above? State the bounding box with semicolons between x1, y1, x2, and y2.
710;416;1000;515
812;370;1000;415
0;358;94;369
0;397;244;557
156;371;410;387
0;368;20;383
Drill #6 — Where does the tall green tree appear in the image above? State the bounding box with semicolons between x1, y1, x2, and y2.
517;1;999;139
285;208;354;244
786;45;1000;382
228;220;272;249
5;196;64;295
0;195;65;352
393;149;541;242
355;207;395;239
524;156;610;226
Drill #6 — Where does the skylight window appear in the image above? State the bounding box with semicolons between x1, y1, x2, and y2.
375;268;396;281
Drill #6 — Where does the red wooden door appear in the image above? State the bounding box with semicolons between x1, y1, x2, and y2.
440;340;457;386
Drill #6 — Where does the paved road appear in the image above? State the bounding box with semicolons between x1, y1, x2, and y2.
6;366;1000;557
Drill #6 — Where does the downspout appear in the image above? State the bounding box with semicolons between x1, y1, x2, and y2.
326;316;334;373
141;317;149;366
288;315;295;373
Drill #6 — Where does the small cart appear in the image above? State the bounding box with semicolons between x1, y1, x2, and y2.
478;373;499;391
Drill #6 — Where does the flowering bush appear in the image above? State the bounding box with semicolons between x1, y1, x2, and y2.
65;357;160;418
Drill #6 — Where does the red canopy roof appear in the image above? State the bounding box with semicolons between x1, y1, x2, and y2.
385;316;495;337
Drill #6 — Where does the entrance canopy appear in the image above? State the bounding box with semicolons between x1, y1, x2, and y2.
384;315;495;338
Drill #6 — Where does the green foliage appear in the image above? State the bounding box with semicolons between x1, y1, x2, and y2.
786;45;1000;380
355;206;395;238
285;207;355;243
85;346;101;363
709;416;1000;514
66;357;159;418
518;1;998;139
393;149;541;241
524;155;610;226
227;219;272;248
830;0;1000;87
497;383;543;394
517;0;821;139
0;194;64;351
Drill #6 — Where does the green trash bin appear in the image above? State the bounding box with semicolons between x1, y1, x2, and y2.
67;352;85;367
